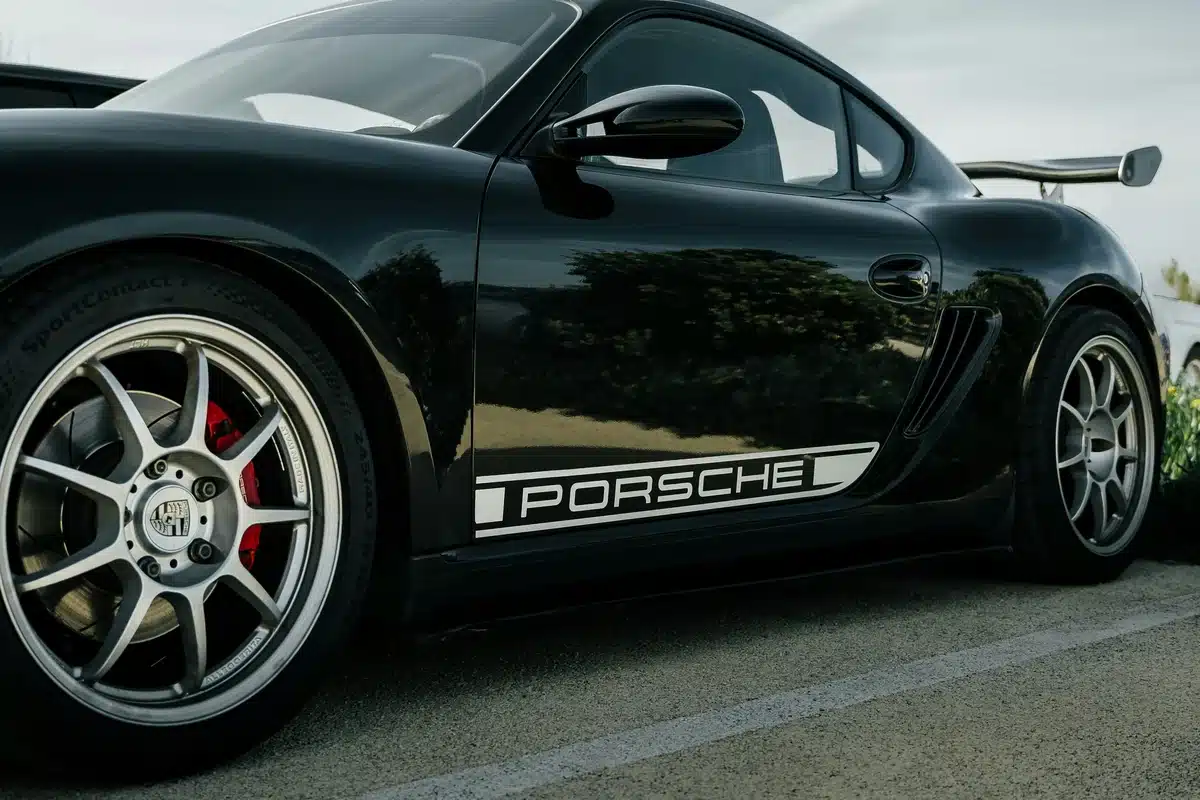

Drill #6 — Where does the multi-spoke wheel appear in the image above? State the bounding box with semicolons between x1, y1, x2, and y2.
1055;337;1150;555
1015;307;1158;584
0;256;376;778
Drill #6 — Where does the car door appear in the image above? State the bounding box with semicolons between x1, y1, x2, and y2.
472;15;942;541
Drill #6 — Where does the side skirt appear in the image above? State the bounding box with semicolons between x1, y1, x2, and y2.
402;482;1015;629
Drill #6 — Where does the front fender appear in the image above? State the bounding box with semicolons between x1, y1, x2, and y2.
0;212;447;552
0;113;492;552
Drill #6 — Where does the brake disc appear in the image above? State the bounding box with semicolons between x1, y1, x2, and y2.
14;391;183;643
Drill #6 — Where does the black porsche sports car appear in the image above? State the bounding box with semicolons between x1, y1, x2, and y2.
0;0;1168;777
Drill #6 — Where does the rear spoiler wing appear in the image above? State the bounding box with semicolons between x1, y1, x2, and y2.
957;145;1162;203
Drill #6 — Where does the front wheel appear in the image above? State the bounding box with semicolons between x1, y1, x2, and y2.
1013;306;1159;584
0;256;376;778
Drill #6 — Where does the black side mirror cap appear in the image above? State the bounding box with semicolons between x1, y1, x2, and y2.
530;84;744;161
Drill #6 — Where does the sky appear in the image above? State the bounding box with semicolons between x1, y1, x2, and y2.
2;0;1197;295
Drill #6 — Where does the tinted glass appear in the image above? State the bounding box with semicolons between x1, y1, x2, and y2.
846;93;906;191
72;85;131;108
563;17;850;191
0;84;75;109
103;0;577;147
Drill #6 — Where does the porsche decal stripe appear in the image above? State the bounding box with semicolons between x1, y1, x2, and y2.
473;442;879;539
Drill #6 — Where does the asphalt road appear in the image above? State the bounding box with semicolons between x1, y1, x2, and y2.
5;555;1200;799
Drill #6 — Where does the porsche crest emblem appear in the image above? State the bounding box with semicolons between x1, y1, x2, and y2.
149;500;191;538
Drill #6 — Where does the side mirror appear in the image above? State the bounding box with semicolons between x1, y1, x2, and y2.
533;84;744;161
1119;145;1162;187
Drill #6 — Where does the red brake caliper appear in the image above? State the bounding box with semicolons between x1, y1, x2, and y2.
205;401;263;570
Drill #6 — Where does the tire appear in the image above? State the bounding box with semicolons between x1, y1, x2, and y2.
0;254;377;779
1180;347;1200;390
1013;306;1158;584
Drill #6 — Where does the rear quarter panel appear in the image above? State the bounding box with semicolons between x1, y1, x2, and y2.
881;192;1164;507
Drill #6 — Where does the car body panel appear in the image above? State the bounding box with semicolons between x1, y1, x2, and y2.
473;157;943;541
0;108;486;550
0;0;1166;623
879;192;1165;512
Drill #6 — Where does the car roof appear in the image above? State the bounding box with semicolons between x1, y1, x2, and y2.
270;0;862;98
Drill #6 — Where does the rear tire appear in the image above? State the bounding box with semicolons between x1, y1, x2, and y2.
0;254;377;779
1013;306;1158;584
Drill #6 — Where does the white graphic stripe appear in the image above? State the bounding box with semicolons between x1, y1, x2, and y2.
476;483;847;538
475;443;879;486
470;443;883;537
812;449;876;486
474;487;506;525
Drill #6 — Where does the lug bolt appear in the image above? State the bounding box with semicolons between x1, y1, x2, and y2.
192;477;225;501
138;556;162;580
144;459;168;480
188;539;220;565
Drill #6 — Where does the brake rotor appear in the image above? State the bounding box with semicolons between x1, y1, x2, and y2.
15;391;183;643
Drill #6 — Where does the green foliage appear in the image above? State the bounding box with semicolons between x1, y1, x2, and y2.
1162;382;1200;482
1138;259;1200;553
1162;259;1200;304
1158;382;1200;557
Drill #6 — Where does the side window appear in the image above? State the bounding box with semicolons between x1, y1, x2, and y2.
0;82;76;110
846;93;906;192
564;18;850;191
754;89;840;187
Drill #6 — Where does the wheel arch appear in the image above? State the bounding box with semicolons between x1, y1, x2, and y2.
1029;278;1166;443
0;234;441;603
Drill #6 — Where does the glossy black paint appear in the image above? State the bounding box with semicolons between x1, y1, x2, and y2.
474;162;942;473
0;108;487;550
0;0;1167;622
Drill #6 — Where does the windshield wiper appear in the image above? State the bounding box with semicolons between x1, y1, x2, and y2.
354;125;416;138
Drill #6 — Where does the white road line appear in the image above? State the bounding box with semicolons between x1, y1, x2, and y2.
362;592;1200;800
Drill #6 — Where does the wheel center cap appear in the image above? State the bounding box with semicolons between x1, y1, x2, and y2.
140;485;198;554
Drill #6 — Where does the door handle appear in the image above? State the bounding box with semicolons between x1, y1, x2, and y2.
868;256;933;302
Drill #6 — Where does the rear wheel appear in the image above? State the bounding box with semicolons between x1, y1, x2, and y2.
1014;307;1158;583
0;255;376;778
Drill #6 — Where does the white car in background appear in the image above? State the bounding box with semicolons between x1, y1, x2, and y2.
1149;293;1200;387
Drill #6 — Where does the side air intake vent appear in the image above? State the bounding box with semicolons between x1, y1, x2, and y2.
903;306;1000;437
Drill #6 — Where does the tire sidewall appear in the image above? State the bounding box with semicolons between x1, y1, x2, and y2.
0;256;377;775
1016;306;1157;582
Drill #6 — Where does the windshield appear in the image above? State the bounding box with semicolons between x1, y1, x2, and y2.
102;0;579;147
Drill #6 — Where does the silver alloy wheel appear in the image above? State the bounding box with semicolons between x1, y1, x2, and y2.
1055;335;1155;556
0;315;342;725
